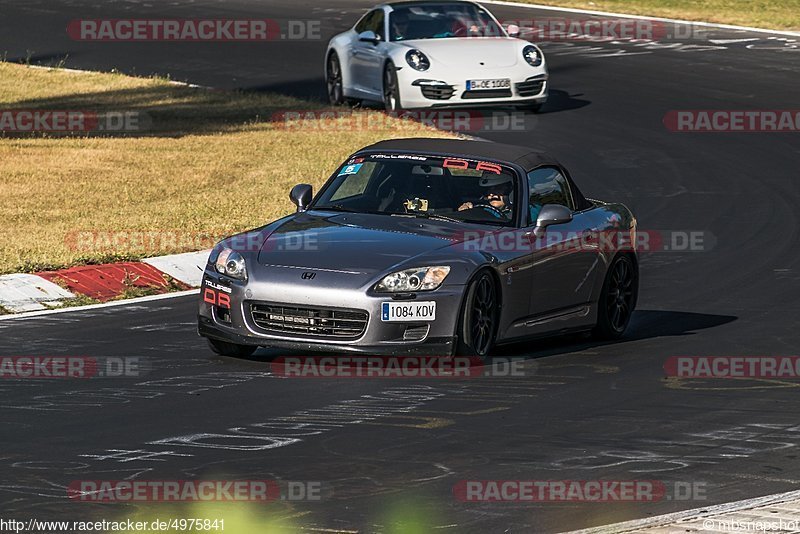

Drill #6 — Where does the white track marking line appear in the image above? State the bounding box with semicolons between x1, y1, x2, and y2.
482;0;800;37
0;289;199;321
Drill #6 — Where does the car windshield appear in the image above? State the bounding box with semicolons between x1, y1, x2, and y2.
389;3;502;41
312;153;518;226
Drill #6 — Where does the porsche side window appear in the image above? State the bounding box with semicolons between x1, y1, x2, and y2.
356;9;385;40
354;11;371;33
527;167;574;225
371;11;385;40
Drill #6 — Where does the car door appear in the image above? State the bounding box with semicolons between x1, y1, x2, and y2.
524;166;601;323
349;9;387;98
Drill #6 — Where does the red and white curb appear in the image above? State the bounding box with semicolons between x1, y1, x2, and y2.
0;250;210;314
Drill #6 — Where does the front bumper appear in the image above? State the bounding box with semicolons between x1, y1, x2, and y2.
397;65;548;109
197;269;462;356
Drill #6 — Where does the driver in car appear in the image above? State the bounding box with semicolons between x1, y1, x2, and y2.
458;177;513;219
391;12;410;40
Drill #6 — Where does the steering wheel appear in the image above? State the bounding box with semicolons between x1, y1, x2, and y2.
461;204;507;220
478;205;506;218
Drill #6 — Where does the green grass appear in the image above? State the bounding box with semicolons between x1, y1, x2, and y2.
43;294;101;309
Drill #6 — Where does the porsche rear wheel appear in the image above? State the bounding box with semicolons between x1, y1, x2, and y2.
593;254;638;340
207;338;257;358
457;271;498;358
383;62;402;111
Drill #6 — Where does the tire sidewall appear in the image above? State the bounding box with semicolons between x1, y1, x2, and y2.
327;52;343;106
383;62;402;111
595;254;638;339
456;270;498;358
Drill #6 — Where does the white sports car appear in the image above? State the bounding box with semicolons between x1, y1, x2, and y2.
325;0;548;111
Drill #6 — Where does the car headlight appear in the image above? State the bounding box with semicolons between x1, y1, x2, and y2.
522;45;543;67
375;266;450;292
210;247;247;281
406;49;430;71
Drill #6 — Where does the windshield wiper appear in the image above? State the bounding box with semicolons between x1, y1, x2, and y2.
316;205;392;216
403;212;462;224
316;204;358;212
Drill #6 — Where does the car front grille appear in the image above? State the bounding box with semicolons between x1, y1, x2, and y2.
420;85;456;100
250;303;368;339
516;78;545;97
461;89;512;99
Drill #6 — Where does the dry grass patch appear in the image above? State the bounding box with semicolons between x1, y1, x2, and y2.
0;62;454;274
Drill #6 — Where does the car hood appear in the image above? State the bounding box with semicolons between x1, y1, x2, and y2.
399;37;523;68
256;211;467;276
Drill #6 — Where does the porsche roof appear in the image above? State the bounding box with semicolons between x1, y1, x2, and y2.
357;138;559;171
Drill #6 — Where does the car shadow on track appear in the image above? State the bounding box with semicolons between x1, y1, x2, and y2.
4;65;590;138
490;309;738;360
537;88;591;114
1;82;334;137
321;87;590;116
220;309;737;365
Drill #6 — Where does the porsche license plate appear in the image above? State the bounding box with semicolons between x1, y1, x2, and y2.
381;301;436;322
466;78;511;90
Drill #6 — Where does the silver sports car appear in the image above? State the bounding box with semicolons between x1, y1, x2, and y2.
198;138;638;358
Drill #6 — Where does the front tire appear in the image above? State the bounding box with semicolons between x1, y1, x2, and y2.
207;338;257;358
456;271;499;358
593;254;638;340
326;52;346;106
383;62;403;111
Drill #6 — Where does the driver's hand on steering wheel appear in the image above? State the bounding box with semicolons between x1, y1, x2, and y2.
458;202;474;211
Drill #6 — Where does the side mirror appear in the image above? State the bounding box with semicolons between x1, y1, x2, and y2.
358;30;380;44
290;184;313;212
534;204;573;235
504;24;521;38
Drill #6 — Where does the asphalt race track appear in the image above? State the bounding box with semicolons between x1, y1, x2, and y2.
1;0;800;531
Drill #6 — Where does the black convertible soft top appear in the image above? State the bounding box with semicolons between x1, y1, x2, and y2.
358;138;592;210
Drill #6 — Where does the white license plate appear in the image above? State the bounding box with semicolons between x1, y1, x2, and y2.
467;78;511;90
381;301;436;322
